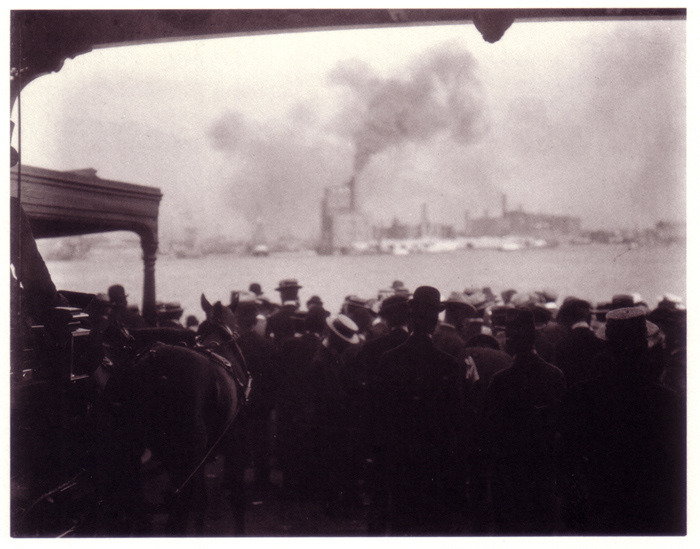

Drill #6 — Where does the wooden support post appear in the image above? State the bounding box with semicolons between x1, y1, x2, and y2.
141;238;158;326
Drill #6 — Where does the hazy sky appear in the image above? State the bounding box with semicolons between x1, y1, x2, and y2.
11;13;686;244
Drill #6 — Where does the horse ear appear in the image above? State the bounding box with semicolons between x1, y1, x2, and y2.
229;291;240;313
201;293;212;314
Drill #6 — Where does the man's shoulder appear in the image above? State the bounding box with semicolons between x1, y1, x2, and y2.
380;338;410;360
536;353;566;377
432;344;463;366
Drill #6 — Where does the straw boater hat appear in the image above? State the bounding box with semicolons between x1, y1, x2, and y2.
326;314;360;344
344;295;371;309
595;307;662;349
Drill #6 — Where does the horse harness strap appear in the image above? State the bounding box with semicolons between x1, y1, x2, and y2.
200;346;234;371
195;347;252;402
171;340;252;498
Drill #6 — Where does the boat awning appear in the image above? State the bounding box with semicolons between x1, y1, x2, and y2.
11;165;161;244
11;164;162;324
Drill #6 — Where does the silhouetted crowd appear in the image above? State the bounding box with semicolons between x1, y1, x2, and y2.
25;271;686;536
167;278;685;536
9;199;686;536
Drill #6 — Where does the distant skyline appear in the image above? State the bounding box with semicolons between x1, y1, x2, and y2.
11;12;686;244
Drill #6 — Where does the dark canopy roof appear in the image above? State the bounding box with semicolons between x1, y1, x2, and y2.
11;164;161;246
10;8;685;104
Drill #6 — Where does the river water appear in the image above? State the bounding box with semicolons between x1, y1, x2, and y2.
42;242;686;324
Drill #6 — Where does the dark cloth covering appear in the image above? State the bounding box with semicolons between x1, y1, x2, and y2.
265;304;298;341
10;198;67;322
375;333;467;535
352;327;409;532
534;332;556;363
460;345;512;530
310;343;364;513
480;350;566;534
462;346;512;391
273;332;324;499
109;305;146;329
553;325;607;387
540;319;568;348
357;327;410;404
433;323;467;359
234;329;276;486
558;374;686;535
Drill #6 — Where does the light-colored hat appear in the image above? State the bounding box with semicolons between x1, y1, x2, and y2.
326;314;360;344
442;291;478;316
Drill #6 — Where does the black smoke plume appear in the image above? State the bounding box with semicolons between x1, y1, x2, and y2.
329;44;486;175
205;43;498;240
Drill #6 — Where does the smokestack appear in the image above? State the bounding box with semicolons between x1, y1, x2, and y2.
502;193;507;218
421;203;428;237
348;176;356;212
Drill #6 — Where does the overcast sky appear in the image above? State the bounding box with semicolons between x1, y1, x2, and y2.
11;12;686;244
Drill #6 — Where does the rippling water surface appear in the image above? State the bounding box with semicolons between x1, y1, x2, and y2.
42;242;686;324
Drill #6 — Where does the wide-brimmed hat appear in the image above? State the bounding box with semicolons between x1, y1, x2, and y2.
657;293;685;311
611;294;635;309
488;305;513;329
595;307;661;348
442;291;477;316
505;307;536;328
344;295;371;309
326;314;360;344
557;297;591;324
538;288;559;303
409;286;445;312
510;292;537;307
517;302;552;325
379;294;409;315
276;279;302;292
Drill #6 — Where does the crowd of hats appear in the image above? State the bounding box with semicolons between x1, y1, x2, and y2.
226;278;684;350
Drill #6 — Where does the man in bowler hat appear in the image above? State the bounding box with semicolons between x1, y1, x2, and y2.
374;286;467;535
352;294;411;533
108;284;146;328
265;279;302;342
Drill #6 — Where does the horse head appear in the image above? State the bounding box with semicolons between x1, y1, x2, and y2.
198;294;239;347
